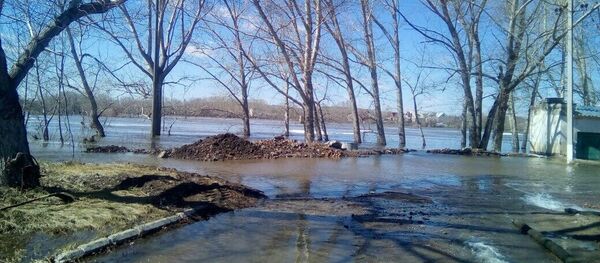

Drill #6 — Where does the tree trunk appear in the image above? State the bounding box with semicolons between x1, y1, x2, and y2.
284;80;290;137
314;103;323;141
395;78;405;148
151;0;162;137
391;0;405;149
414;94;426;149
66;28;105;137
34;61;50;141
473;37;484;141
151;75;163;137
479;98;499;150
242;110;250;138
509;92;519;153
492;88;511;152
360;0;385;146
242;89;250;138
0;83;39;188
57;92;64;144
324;2;361;144
90;107;105;137
347;83;361;144
317;102;328;141
460;99;467;148
303;77;316;143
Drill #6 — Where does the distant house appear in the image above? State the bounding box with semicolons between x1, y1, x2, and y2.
528;98;600;160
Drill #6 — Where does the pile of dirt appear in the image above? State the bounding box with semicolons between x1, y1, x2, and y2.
168;133;264;161
168;133;352;161
254;136;346;159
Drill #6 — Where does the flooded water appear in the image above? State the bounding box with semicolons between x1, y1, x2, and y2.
26;116;599;262
26;115;520;151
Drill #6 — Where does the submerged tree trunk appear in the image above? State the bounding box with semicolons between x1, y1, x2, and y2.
460;99;467;148
317;102;328;141
479;98;499;150
347;84;361;144
414;95;426;149
314;103;322;141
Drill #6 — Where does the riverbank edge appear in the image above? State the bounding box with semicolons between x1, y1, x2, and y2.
52;205;210;263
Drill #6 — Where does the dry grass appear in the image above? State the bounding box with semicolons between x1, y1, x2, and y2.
0;162;187;262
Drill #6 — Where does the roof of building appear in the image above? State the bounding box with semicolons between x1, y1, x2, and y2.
576;105;600;118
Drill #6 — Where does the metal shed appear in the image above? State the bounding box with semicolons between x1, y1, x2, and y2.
528;98;600;160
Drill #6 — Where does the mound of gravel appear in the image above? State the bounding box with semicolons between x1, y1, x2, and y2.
167;133;407;162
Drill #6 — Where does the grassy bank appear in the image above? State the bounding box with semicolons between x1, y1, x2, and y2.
0;162;263;262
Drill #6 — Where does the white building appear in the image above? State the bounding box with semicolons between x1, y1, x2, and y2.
528;98;600;160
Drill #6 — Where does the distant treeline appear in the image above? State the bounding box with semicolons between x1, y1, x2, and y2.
21;92;526;130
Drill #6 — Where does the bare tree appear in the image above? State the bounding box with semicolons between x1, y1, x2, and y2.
33;60;52;141
358;0;386;145
65;25;106;137
403;72;427;149
0;0;127;188
94;0;206;137
322;0;361;144
372;0;405;148
188;0;255;137
488;1;599;151
251;0;323;143
284;77;291;137
399;0;484;149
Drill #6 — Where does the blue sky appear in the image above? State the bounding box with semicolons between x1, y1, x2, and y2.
2;0;598;117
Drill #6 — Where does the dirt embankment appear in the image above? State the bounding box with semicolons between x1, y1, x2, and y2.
166;133;406;161
0;162;265;262
83;133;408;161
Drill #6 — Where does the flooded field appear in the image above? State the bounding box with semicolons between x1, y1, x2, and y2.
26;116;599;262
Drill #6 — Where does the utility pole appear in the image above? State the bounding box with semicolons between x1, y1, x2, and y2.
566;0;574;163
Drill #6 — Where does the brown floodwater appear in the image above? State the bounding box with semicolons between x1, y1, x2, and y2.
15;115;596;262
30;146;599;263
